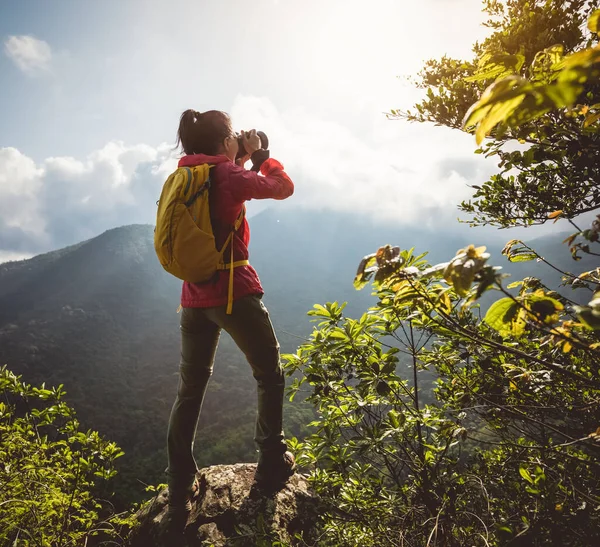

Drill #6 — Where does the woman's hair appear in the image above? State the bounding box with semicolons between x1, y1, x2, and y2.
175;109;233;155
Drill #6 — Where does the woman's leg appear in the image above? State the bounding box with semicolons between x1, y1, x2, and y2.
202;295;287;456
166;307;220;495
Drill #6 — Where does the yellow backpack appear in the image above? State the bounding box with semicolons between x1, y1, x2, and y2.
154;164;246;313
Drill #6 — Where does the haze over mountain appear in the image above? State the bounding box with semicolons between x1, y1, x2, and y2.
0;207;589;505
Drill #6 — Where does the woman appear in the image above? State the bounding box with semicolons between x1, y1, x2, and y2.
166;109;296;516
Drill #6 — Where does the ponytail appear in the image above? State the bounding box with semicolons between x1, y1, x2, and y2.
175;109;233;156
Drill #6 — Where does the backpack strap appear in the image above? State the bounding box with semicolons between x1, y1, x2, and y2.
183;165;213;207
216;205;249;314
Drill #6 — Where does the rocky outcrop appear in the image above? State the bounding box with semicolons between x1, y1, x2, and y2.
127;464;321;547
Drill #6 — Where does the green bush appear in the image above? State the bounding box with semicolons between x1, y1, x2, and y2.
0;365;134;546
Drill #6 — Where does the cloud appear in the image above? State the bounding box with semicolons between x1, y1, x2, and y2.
0;250;33;263
231;96;495;228
0;147;46;250
0;142;178;261
4;35;52;75
0;95;499;262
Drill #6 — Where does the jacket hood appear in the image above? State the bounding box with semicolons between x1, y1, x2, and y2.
178;153;232;168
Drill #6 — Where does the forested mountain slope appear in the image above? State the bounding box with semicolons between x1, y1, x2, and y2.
0;207;585;505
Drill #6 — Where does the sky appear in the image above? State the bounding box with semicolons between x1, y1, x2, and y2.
0;0;568;264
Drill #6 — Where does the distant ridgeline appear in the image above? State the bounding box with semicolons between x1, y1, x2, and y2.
0;207;588;506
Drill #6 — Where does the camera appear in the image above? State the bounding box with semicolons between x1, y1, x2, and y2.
236;130;269;160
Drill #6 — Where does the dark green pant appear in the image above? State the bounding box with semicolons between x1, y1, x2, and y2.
166;294;286;485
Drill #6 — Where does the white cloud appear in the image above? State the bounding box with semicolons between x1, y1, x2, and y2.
231;96;495;227
0;94;574;264
0;147;45;244
4;35;52;75
0;142;178;259
0;251;33;264
0;95;502;261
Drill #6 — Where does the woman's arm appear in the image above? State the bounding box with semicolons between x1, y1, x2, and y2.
229;158;294;201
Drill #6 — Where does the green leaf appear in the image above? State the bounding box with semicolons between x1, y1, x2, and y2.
544;78;583;108
465;53;525;82
308;304;331;318
478;93;527;144
354;254;378;290
388;409;406;429
463;76;530;143
376;381;391;396
507;252;537;263
525;292;564;324
519;466;534;484
503;240;538;262
543;44;565;67
575;305;600;330
496;524;513;535
484;297;525;337
328;329;349;340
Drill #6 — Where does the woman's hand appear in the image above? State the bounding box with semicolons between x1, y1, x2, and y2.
242;129;261;155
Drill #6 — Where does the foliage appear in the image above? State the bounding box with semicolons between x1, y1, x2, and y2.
0;365;135;546
283;2;600;546
285;241;600;545
398;0;600;228
463;8;600;144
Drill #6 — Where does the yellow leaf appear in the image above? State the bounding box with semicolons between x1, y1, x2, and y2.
562;341;572;353
392;281;410;292
475;93;527;144
441;292;452;314
584;112;600;128
548;210;563;220
509;380;518;391
555;504;563;512
588;9;600;34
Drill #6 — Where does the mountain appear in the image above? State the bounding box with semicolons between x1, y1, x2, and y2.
0;208;592;505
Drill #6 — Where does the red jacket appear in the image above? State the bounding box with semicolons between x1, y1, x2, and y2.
177;153;294;308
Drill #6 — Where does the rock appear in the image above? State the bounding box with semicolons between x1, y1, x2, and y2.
127;463;321;547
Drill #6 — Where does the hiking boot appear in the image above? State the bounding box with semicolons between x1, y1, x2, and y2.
255;450;296;487
167;476;199;515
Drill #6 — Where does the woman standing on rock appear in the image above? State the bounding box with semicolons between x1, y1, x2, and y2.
166;109;296;517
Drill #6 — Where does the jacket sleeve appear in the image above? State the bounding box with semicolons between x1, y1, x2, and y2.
228;158;294;202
